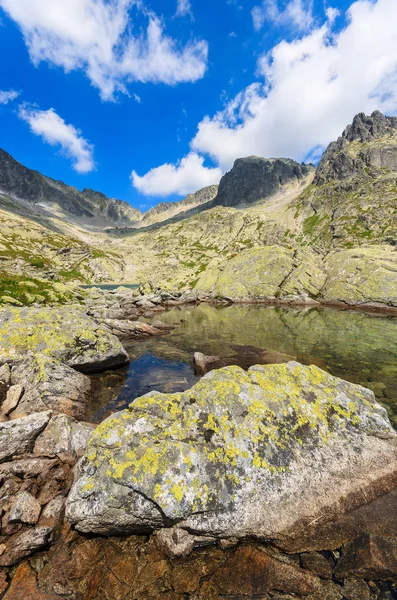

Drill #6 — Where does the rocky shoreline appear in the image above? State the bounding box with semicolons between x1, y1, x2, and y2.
1;289;397;599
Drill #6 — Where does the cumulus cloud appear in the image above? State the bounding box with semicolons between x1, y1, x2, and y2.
252;0;314;32
176;0;193;19
192;0;397;170
0;89;19;104
0;0;207;100
18;105;94;173
131;152;222;196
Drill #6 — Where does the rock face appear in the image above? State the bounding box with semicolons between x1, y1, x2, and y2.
212;156;313;208
315;111;397;184
0;306;129;372
196;245;397;308
67;362;397;541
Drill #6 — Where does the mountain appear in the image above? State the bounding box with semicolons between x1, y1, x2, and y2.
1;110;396;302
141;185;218;225
212;156;314;208
291;111;397;248
0;148;141;228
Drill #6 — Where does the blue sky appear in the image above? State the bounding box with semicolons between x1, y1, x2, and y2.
0;0;396;211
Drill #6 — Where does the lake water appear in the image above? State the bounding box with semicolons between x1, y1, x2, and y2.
89;303;397;427
81;283;140;290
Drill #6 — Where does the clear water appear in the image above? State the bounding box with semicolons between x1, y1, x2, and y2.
89;304;397;426
81;283;140;290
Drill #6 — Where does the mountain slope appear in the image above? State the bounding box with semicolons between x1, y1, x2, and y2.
0;148;142;229
290;111;397;248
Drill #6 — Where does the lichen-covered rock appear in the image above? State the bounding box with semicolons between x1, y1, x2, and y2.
67;362;397;542
196;246;325;302
10;357;91;419
322;247;397;308
0;306;129;372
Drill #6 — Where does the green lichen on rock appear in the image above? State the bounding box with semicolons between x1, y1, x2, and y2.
322;246;397;307
67;362;397;539
0;305;128;372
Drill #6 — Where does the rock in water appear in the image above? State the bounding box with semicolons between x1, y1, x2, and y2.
67;363;397;542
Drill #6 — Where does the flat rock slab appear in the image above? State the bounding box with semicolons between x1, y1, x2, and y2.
67;362;397;542
0;306;129;372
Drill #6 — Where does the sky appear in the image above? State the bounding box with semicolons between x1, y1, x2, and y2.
0;0;397;212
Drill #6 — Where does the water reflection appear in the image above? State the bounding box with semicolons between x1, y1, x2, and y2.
89;304;397;426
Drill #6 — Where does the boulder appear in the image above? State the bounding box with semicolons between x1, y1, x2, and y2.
0;412;51;463
0;306;129;372
1;385;24;416
102;319;165;339
67;363;397;543
10;357;91;419
8;491;41;525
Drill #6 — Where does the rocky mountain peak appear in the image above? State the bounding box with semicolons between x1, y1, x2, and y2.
212;156;314;208
314;111;397;185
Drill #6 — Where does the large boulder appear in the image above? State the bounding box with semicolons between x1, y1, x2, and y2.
67;362;397;542
0;306;129;372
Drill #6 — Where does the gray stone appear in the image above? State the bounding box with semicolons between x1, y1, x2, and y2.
0;412;51;463
39;496;65;530
0;458;58;478
66;363;397;541
0;526;53;566
2;384;24;416
8;491;41;525
154;527;216;558
11;357;91;420
34;415;94;462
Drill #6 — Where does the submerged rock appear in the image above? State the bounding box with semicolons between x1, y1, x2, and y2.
67;362;397;543
0;306;129;372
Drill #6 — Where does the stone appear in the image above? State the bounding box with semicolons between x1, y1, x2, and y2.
334;534;397;581
0;305;129;372
0;458;58;478
342;578;371;600
39;496;65;530
301;552;334;579
11;357;91;419
0;296;23;306
1;384;24;416
0;526;53;566
0;412;51;463
0;363;11;385
8;491;42;525
154;528;216;559
34;414;95;462
2;562;56;600
66;362;397;542
151;320;175;331
193;352;227;375
102;319;165;339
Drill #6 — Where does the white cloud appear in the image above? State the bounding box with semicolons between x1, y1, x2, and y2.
252;0;314;32
131;152;222;196
176;0;193;19
0;0;207;100
191;0;397;170
0;89;19;104
18;105;94;173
